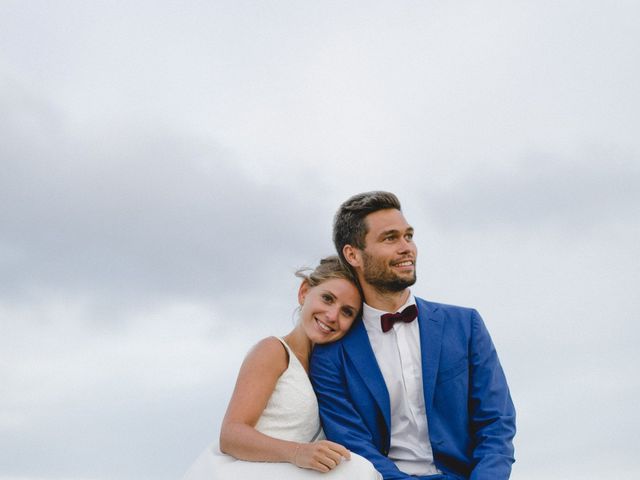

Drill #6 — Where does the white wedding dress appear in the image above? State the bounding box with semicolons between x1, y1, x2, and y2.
181;337;381;480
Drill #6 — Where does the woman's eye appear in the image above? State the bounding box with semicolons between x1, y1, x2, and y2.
322;294;333;302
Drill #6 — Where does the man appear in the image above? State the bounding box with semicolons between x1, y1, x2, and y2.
310;191;516;480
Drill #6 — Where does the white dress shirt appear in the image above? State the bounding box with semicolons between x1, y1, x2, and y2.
362;293;440;476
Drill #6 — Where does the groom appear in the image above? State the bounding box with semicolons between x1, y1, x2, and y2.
310;192;516;480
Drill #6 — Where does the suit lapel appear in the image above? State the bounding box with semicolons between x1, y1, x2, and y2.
344;320;391;433
417;298;444;414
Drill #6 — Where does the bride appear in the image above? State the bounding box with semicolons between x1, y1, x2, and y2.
182;256;381;479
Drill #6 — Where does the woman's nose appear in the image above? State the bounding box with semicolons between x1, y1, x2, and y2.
325;306;339;322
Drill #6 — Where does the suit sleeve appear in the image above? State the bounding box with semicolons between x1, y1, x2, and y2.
310;345;415;480
468;310;516;480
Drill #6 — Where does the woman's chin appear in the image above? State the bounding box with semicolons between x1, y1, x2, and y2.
310;329;344;345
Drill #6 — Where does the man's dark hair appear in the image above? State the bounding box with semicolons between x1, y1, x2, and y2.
333;191;401;264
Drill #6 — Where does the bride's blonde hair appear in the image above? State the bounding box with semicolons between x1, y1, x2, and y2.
295;255;357;288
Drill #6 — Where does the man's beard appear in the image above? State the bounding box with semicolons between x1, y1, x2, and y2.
361;251;417;293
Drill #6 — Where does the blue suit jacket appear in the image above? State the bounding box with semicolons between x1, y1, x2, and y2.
310;297;516;480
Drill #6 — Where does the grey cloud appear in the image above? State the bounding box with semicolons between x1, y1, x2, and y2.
2;1;640;479
0;83;333;307
425;150;640;232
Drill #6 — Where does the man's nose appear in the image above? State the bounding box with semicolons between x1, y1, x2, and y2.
398;237;413;252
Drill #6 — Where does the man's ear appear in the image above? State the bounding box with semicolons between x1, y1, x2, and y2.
297;280;310;306
343;244;362;268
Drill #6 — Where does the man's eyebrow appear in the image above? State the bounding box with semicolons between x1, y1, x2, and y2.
377;229;400;239
378;226;414;238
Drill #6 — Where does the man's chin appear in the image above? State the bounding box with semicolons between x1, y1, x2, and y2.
369;276;416;293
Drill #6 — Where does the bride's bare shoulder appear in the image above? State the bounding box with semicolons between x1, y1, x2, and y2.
239;336;288;375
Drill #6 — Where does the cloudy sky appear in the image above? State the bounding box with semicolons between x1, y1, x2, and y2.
1;1;639;479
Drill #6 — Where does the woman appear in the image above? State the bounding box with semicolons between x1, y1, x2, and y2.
182;256;380;480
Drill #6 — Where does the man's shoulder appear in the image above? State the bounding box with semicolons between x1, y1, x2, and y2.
415;296;485;336
415;296;477;316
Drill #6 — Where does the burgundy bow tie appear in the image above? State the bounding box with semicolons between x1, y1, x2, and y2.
380;304;418;333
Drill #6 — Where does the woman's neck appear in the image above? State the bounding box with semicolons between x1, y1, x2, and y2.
283;325;312;369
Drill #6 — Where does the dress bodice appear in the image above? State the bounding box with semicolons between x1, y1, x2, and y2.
254;337;323;442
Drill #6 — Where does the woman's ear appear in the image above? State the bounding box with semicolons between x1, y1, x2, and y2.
297;280;310;306
342;245;361;268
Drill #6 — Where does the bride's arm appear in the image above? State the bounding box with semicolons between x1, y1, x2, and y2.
219;337;349;472
219;337;291;461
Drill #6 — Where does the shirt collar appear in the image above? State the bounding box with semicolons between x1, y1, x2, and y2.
362;291;416;333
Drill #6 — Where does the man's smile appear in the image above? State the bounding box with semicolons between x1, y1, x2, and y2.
391;259;415;270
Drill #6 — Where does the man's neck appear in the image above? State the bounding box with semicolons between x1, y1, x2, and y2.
362;285;411;313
